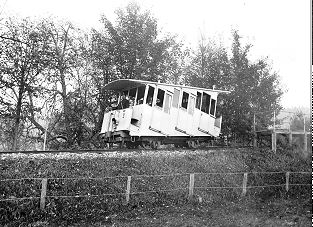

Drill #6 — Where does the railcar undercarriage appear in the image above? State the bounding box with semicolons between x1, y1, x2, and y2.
100;130;217;149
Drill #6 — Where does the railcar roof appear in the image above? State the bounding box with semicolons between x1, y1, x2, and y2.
103;79;230;94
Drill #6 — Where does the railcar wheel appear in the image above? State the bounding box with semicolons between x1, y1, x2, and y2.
151;141;161;150
126;142;138;149
174;144;184;148
119;140;125;148
140;141;151;149
187;140;198;149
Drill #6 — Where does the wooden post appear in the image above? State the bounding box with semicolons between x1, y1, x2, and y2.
125;176;131;204
126;176;132;204
285;172;290;192
253;114;257;147
40;178;48;210
273;110;276;132
242;173;248;196
188;173;195;200
272;132;277;153
43;126;48;151
304;132;307;152
303;118;307;151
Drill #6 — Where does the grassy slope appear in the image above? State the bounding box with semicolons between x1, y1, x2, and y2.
0;148;311;226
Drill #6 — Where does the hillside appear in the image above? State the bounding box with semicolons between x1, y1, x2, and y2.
0;148;311;226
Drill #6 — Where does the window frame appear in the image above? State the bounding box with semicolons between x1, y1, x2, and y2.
188;95;196;115
163;92;172;114
136;86;145;105
201;92;211;114
181;91;189;110
145;85;155;106
155;88;165;109
172;88;180;108
210;98;217;117
196;92;202;109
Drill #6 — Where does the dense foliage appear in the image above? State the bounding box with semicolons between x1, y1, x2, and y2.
0;3;286;150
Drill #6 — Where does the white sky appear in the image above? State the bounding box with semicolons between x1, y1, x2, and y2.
1;0;311;108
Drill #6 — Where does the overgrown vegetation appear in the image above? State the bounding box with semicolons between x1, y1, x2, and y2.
0;2;286;151
0;148;311;226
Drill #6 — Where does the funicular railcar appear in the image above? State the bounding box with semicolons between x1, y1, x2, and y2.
100;79;229;149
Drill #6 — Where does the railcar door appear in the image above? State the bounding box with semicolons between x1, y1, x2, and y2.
198;92;216;135
149;87;173;136
176;91;195;136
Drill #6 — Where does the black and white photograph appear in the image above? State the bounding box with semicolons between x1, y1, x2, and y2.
0;0;311;226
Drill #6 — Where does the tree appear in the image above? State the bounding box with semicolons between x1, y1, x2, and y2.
290;111;311;132
186;30;283;138
101;2;182;82
0;17;51;150
82;2;188;141
222;30;283;137
82;29;117;134
41;20;89;148
185;35;231;89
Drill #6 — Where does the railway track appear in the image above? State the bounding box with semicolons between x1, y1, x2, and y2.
0;145;252;155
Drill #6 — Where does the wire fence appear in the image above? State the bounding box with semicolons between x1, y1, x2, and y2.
0;171;311;210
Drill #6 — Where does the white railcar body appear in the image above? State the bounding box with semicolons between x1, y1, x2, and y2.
100;79;229;147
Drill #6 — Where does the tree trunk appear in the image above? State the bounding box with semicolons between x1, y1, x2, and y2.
12;78;25;151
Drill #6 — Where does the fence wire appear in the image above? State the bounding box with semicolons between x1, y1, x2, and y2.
0;171;311;202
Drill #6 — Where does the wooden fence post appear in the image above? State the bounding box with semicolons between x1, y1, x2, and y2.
125;176;131;204
188;173;195;200
242;173;248;196
303;132;307;152
285;172;290;192
272;132;277;153
40;178;48;210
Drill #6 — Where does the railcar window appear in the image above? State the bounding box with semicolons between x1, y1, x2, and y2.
129;88;137;106
201;92;211;114
129;88;136;99
136;86;145;104
156;89;165;108
164;93;172;114
146;86;154;106
188;96;195;115
210;98;216;116
196;92;202;109
172;88;180;108
181;92;189;109
122;90;129;96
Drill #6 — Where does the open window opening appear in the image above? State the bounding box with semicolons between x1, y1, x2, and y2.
156;89;165;108
118;90;130;109
181;92;189;109
129;88;136;106
146;86;155;106
122;90;129;96
136;86;145;105
210;99;216;116
196;92;202;109
201;92;211;114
